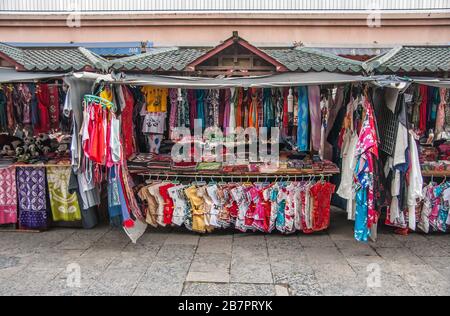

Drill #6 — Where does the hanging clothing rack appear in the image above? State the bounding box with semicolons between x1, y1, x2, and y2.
138;173;334;180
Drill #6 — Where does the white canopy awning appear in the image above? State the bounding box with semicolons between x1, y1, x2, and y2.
0;67;65;83
73;71;371;88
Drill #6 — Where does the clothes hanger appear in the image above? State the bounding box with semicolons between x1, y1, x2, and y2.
218;176;227;186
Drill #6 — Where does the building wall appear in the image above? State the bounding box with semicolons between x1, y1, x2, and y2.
1;0;449;12
0;12;449;47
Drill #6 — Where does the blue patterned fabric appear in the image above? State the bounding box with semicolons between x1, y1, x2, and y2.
297;86;309;151
354;160;371;242
17;167;49;229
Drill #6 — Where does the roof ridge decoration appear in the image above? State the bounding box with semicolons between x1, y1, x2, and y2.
296;47;363;66
77;47;110;72
363;46;403;74
110;47;179;65
362;45;450;74
185;32;289;73
0;43;26;70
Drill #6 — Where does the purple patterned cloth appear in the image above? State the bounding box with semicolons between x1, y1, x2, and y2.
17;167;49;229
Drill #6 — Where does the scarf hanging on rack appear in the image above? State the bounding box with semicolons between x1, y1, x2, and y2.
0;166;17;225
47;166;82;222
297;86;309;151
17;166;49;230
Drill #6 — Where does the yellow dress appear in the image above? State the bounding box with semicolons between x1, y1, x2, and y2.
185;186;206;233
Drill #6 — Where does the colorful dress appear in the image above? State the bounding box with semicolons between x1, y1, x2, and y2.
354;100;379;242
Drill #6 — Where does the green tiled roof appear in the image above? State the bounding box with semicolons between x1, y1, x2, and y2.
0;43;108;72
111;48;209;71
263;47;363;73
110;46;362;73
364;46;450;74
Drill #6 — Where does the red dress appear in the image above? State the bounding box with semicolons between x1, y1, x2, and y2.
121;86;136;159
35;84;50;134
309;182;336;232
159;183;176;225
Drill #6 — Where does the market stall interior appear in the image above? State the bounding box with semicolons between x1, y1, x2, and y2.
0;34;449;243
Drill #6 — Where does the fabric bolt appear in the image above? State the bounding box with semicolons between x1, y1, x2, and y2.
308;86;321;152
17;167;49;229
297;86;309;151
0;167;17;224
47;166;82;222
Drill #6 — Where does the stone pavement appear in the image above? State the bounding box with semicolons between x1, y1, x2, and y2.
0;208;449;296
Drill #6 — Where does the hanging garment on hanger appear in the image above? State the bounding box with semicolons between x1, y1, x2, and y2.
185;186;206;233
222;89;231;132
435;88;447;140
309;181;335;232
47;166;82;222
35;84;51;134
48;84;60;130
5;85;15;131
137;185;158;228
121;85;137;159
169;88;178;136
196;90;206;130
308;86;321;152
297;87;309;151
231;185;251;232
168;184;189;227
18;84;32;125
406;132;423;231
418;85;428;134
17;167;49;229
235;88;244;128
205;185;222;229
319;94;330;160
206;89;220;128
353;99;379;242
0;166;17;225
141;86;168;113
248;88;259;130
0;89;7;132
159;183;176;225
263;88;274;129
188;89;197;131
